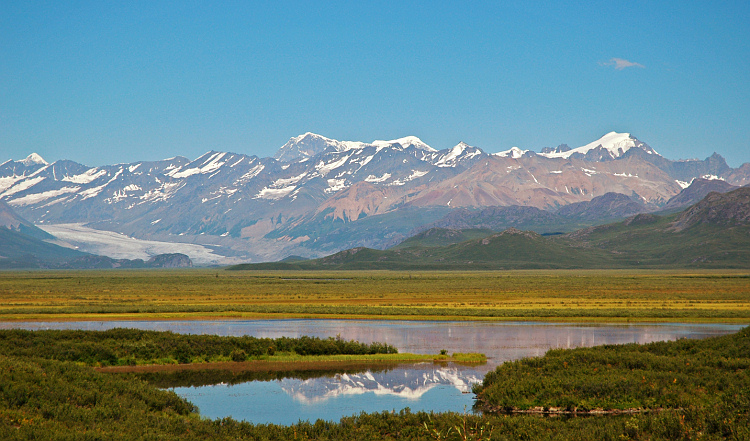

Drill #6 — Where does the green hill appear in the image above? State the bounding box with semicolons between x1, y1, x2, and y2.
391;228;495;249
571;188;750;268
229;188;750;270
230;228;613;270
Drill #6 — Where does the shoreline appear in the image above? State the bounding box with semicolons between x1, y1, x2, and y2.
2;313;749;324
95;357;476;374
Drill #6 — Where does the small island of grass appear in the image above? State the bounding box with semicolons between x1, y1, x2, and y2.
0;329;486;372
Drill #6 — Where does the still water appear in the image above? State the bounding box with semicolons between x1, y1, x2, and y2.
3;320;744;425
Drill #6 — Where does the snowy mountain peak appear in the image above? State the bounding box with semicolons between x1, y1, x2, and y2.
274;133;344;162
21;153;48;166
538;132;656;160
494;146;528;159
432;142;485;167
372;136;436;152
293;132;333;144
275;133;436;162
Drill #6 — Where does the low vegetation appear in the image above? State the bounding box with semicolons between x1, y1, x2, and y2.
475;325;750;414
1;269;749;322
0;328;397;366
1;328;748;439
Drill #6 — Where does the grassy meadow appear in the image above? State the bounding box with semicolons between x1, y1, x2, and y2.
0;269;749;322
1;269;748;439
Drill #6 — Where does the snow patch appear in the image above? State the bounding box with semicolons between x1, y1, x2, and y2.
236;164;265;183
168;167;200;178
407;170;429;180
140;181;185;203
364;173;391;183
0;176;46;198
80;169;123;199
0;175;25;193
255;186;296;200
316;155;351;176
8;186;80;206
168;152;227;178
326;179;348;194
62;168;108;184
271;172;308;188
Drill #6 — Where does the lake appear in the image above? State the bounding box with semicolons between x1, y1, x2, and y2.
2;320;744;425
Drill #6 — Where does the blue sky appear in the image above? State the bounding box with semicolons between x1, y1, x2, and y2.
2;1;749;166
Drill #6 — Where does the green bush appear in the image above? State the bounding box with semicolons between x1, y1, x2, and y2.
230;349;247;362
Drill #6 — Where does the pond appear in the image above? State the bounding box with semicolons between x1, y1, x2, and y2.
3;320;744;425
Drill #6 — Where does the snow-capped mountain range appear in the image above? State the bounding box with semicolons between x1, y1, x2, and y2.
274;133;436;162
2;131;748;263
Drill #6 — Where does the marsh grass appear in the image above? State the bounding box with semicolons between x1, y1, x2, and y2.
0;328;398;367
0;327;747;440
1;269;749;322
474;326;750;414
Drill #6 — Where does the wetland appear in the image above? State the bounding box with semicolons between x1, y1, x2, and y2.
1;269;748;439
1;320;743;425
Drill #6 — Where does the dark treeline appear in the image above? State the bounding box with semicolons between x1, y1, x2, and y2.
0;328;397;366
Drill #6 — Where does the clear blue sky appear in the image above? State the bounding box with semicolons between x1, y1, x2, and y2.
2;1;749;166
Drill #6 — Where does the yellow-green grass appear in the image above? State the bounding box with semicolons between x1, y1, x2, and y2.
1;269;749;322
95;352;484;374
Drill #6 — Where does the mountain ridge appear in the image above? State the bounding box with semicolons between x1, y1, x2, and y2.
3;131;749;263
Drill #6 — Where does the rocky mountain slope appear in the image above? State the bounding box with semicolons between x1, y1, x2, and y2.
2;132;749;263
662;178;739;211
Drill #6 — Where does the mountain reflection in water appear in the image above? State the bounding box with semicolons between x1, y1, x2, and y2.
3;320;743;424
278;364;482;404
171;364;481;425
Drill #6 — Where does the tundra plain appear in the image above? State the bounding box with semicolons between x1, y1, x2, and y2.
1;269;748;323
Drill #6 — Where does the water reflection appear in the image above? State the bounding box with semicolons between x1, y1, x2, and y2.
171;364;481;425
2;319;744;424
278;364;482;404
4;319;743;373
